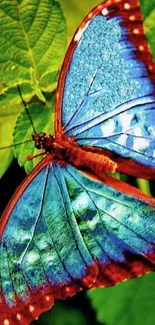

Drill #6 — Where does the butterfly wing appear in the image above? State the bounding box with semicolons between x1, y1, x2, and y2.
55;0;155;179
0;159;155;324
1;0;155;323
0;159;98;325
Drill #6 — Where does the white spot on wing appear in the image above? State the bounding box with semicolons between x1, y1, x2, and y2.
129;15;135;21
74;21;90;42
133;28;140;34
26;251;39;263
133;138;149;152
100;119;115;137
29;305;35;312
131;126;143;137
149;65;153;71
74;192;89;211
118;134;128;146
16;314;21;320
46;295;50;301
4;320;9;325
119;113;134;130
102;8;109;16
139;45;144;51
124;3;131;9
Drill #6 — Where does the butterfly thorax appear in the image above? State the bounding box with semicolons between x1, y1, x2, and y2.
32;133;117;175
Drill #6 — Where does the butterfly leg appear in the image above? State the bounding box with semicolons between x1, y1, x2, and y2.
26;151;46;161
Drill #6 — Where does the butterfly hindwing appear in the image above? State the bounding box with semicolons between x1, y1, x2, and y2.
0;160;97;324
55;0;155;174
0;161;155;324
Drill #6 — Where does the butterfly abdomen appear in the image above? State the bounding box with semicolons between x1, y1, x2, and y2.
55;137;117;174
66;144;117;174
32;133;117;175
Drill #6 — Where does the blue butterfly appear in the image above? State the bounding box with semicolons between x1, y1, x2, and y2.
0;0;155;324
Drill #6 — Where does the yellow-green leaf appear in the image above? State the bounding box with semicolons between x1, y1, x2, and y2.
0;0;67;90
13;99;55;173
0;103;22;177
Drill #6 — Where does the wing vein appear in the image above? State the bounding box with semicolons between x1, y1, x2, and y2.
67;168;155;250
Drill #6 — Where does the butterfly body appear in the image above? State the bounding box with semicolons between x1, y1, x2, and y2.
1;0;155;324
32;132;117;173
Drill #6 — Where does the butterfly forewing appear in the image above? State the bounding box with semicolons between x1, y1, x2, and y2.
1;0;155;324
55;0;155;175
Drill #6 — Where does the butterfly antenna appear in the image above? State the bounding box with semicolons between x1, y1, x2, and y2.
17;84;37;135
1;139;33;150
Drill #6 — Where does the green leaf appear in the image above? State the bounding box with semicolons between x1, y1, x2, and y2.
0;84;36;177
139;0;155;19
139;0;155;60
59;0;99;42
40;70;59;92
143;9;155;60
32;301;89;325
0;84;35;110
0;0;67;91
0;0;67;177
0;102;23;178
136;178;152;196
13;99;55;173
30;68;46;102
88;273;155;325
138;0;155;60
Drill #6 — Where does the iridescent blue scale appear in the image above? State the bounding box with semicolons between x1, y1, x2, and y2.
1;0;155;324
62;15;155;168
1;163;155;308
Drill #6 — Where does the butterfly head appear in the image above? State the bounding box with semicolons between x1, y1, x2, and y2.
32;133;54;151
